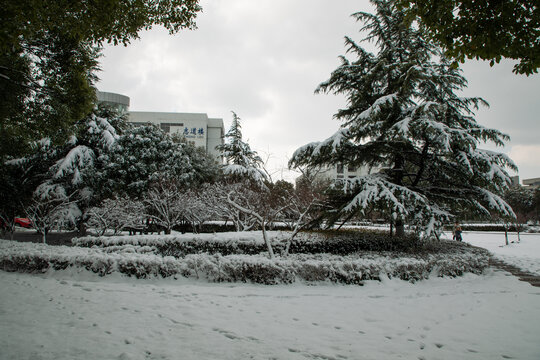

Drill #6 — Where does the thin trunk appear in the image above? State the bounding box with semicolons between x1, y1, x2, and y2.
78;221;87;236
393;154;405;237
261;221;274;259
504;223;509;246
395;219;405;237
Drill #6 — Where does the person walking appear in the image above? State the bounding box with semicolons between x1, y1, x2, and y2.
453;221;463;242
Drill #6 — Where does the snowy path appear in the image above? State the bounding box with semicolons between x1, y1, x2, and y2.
1;269;539;360
460;231;540;276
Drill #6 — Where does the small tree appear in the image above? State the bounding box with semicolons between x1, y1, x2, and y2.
143;180;185;235
216;111;268;185
87;198;145;236
25;185;79;243
282;171;329;255
225;181;289;259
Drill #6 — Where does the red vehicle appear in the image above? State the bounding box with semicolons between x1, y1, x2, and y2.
0;217;32;229
15;218;32;228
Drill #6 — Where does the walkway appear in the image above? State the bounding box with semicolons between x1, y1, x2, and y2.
490;258;540;287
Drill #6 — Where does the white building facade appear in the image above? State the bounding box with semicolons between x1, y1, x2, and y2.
97;91;224;161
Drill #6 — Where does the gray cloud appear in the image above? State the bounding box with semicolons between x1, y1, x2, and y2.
97;0;540;183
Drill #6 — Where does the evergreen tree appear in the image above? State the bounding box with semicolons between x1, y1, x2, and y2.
103;124;196;198
216;111;267;185
13;106;127;233
1;0;202;161
289;0;516;238
0;33;99;161
505;186;536;225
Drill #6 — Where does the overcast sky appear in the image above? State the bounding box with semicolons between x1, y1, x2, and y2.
96;0;540;184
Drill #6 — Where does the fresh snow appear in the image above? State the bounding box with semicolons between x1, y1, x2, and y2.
461;231;540;276
1;231;539;360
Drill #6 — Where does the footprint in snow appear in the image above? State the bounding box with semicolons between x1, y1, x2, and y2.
212;327;240;340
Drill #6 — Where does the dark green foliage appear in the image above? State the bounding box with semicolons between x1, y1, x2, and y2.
398;0;540;75
0;34;99;161
102;124;196;198
0;0;201;161
504;186;539;224
290;0;516;237
216;111;267;184
0;0;201;53
1;238;491;284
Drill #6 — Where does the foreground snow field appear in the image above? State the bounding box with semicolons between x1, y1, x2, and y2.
1;269;539;360
1;231;539;360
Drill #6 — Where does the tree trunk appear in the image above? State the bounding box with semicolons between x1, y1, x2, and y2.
504;223;509;245
261;221;274;259
392;154;405;237
78;221;87;236
395;219;405;237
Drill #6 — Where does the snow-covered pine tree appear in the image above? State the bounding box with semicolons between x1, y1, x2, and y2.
30;105;127;234
289;0;516;238
216;111;268;185
103;123;195;198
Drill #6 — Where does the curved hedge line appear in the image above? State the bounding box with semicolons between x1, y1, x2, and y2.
72;230;433;257
0;238;490;285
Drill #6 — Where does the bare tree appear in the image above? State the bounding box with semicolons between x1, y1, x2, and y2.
87;198;145;235
226;181;290;259
143;181;185;235
25;186;80;243
282;169;329;255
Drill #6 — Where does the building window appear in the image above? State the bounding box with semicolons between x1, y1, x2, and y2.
160;123;170;133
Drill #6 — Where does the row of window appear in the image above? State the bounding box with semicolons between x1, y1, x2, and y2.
336;163;357;174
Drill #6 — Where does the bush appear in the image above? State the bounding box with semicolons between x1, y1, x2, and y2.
72;229;428;258
0;238;490;285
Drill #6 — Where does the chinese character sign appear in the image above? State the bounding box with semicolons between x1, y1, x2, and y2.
183;127;206;139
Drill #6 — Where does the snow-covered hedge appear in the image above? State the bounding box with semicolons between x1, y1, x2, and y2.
0;239;490;284
72;230;429;257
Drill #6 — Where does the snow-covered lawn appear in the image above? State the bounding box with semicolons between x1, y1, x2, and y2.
1;232;539;360
458;231;540;276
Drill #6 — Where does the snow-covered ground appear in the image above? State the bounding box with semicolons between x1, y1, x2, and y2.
454;231;540;276
1;232;539;360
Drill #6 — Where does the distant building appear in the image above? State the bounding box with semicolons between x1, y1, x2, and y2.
523;177;540;189
510;176;520;187
316;163;380;183
129;111;224;161
96;91;130;113
96;91;224;162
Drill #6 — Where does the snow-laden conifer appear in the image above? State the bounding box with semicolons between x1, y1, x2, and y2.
103;123;195;198
289;0;516;238
217;112;268;185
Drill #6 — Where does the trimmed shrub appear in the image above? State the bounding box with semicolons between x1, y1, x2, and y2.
1;238;491;285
